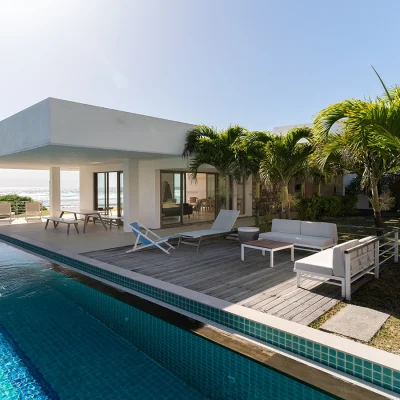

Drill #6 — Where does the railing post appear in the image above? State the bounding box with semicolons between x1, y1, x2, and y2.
374;241;380;279
394;230;399;263
344;252;351;301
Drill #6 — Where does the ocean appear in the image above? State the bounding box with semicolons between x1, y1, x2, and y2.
0;187;121;208
0;187;80;208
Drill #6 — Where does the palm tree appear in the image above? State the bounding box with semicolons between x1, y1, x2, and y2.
246;127;313;218
182;124;250;210
314;93;400;229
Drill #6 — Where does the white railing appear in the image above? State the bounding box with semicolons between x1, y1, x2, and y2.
337;224;399;267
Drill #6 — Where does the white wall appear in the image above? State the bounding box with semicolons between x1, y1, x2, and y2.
49;98;194;156
0;99;50;156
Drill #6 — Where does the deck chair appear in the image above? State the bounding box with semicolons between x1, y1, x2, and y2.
178;209;240;251
127;222;175;254
0;203;15;224
25;202;42;221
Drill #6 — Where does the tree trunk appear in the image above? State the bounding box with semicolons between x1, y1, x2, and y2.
301;182;305;197
232;180;238;211
225;177;230;210
317;182;321;197
281;184;289;219
370;179;384;235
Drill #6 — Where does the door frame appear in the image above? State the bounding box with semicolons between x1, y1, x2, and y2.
93;171;123;217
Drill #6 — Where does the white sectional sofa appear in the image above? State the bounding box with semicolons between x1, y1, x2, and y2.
259;219;338;251
294;236;378;300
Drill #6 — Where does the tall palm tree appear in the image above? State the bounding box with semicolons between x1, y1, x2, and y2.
253;127;313;218
314;93;400;229
182;124;250;210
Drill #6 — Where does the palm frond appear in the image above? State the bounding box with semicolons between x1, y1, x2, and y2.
372;65;392;102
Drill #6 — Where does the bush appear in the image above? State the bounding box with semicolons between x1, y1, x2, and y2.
296;195;357;221
0;194;47;213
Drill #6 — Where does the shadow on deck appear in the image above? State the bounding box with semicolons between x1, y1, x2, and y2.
83;239;341;326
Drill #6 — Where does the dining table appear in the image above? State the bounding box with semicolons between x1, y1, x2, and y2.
59;208;108;233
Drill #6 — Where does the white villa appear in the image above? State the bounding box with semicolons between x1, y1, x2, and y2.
0;98;254;230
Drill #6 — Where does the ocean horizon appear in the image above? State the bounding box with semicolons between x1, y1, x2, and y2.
0;187;119;208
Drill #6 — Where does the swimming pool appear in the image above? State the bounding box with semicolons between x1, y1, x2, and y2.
0;242;336;399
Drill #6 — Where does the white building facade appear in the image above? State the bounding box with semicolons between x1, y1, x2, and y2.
0;98;253;230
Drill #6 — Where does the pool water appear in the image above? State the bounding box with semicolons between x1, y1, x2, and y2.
0;243;336;399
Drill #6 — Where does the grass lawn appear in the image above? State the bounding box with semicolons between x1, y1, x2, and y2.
309;214;400;355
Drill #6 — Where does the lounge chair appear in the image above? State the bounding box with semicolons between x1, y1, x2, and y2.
25;202;42;221
126;222;175;254
0;203;15;224
177;209;240;251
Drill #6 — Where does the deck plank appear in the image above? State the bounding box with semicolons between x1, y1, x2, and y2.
83;239;341;325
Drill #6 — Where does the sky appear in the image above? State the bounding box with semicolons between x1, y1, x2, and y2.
1;0;400;187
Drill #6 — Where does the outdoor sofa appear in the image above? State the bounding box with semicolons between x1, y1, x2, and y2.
294;236;378;300
259;219;338;251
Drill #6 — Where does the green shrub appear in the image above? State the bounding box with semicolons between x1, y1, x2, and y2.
0;194;47;213
296;195;357;221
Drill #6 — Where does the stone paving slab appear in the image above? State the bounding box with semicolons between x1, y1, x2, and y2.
321;304;390;342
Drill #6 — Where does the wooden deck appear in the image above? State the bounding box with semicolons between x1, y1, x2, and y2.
83;239;341;326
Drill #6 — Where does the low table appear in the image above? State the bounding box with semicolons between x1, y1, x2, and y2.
241;239;294;268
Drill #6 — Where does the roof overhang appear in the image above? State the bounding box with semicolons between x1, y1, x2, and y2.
0;98;194;169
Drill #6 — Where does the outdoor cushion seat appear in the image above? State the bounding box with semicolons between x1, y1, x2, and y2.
259;232;335;247
179;229;230;238
293;249;334;276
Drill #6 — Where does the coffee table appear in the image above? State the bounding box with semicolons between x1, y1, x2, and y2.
241;239;294;268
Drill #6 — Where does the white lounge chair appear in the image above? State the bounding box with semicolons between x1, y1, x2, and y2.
0;203;15;224
178;209;240;251
294;236;379;300
25;202;42;221
127;222;175;254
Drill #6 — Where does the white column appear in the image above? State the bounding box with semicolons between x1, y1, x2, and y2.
123;159;139;232
49;167;61;217
79;167;94;209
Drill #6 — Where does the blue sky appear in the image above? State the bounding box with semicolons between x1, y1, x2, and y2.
0;0;399;186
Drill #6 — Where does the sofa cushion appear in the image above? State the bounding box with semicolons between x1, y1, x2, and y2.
259;232;299;243
300;221;338;243
294;249;334;276
259;232;334;248
272;219;301;235
332;239;359;277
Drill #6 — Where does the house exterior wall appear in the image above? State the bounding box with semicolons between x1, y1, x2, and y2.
80;157;253;230
0;99;50;156
49;98;194;156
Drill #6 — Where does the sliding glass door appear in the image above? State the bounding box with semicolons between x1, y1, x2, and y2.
161;171;218;227
94;171;123;217
161;172;182;226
